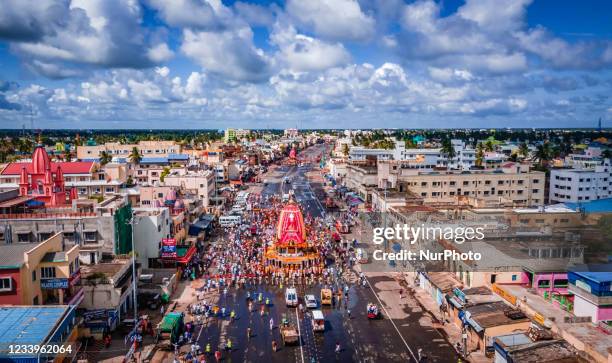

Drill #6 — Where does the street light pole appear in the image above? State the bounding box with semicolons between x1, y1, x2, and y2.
128;211;138;323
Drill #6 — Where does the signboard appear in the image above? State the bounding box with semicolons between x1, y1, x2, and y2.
492;284;517;305
69;270;81;287
41;278;69;289
453;287;467;304
161;238;177;258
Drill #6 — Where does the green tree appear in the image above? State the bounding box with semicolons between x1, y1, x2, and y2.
99;150;112;166
485;140;494;152
342;143;350;157
441;139;456;170
518;142;530;160
63;149;72;162
475;142;484;168
129;147;142;164
534;142;552;169
160;167;170;182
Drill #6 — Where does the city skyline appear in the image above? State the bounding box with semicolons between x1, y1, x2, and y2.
0;0;611;129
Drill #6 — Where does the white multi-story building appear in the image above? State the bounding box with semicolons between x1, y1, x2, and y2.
549;162;612;203
132;207;171;268
349;139;480;170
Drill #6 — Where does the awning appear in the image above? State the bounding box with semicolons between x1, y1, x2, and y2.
467;318;484;333
25;199;45;207
188;219;212;236
448;296;463;309
0;196;34;208
176;245;197;264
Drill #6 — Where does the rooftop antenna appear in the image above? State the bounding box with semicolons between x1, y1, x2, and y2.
29;104;34;133
598;117;602;132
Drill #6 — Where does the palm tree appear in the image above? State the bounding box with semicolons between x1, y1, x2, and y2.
441;139;456;170
475;142;484;168
129;147;142;164
484;140;494;152
63;149;72;162
518;142;530;160
342;144;350;157
602;149;612;160
534;142;552;169
99;150;112;166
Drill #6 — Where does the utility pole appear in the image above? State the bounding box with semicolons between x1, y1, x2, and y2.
127;211;139;323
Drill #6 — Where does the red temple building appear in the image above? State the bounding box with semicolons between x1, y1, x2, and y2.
4;144;86;207
264;200;321;273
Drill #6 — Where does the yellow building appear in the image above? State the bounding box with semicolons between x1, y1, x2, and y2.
0;232;83;306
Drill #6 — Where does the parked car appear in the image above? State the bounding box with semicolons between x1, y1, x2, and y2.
305;294;318;308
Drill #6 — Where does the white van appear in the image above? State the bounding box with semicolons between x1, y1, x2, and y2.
285;288;298;307
311;310;325;332
219;215;241;227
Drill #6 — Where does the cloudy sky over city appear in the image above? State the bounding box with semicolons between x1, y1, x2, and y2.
0;0;611;129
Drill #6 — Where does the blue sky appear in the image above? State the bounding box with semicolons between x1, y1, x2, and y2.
0;0;611;129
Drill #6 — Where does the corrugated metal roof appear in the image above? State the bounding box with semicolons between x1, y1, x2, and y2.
168;154;189;160
41;251;67;263
0;243;42;269
0;306;69;351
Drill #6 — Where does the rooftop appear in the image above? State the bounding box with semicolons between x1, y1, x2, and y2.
0;242;42;268
81;259;131;280
495;334;582;363
564;198;612;213
468;301;529;328
0;306;70;350
1;161;94;175
569;263;612;283
40;251;67;263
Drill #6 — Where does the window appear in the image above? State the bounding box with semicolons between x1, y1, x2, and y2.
0;277;12;291
463;181;469;186
84;231;97;242
17;233;30;242
533;179;539;184
484;180;491;185
537;279;550;288
554;279;568;287
511;275;517;281
517;180;524;185
498;180;504;185
32;270;36;281
41;267;56;279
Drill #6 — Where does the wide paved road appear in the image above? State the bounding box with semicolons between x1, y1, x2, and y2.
194;144;458;362
194;274;457;362
262;144;328;218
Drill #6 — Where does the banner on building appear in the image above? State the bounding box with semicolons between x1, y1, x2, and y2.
161;238;177;258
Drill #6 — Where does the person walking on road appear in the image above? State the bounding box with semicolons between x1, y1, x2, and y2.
269;317;274;330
